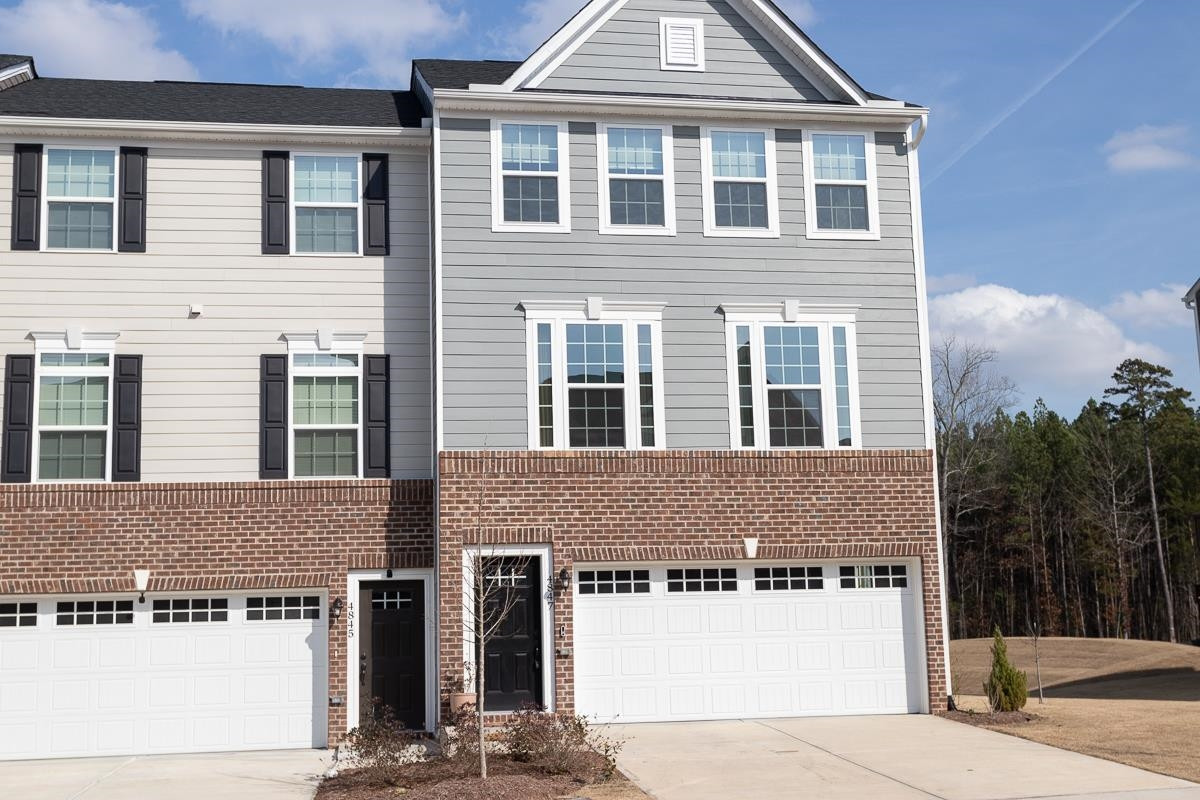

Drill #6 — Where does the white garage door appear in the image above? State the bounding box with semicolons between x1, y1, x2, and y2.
574;562;924;722
0;592;327;760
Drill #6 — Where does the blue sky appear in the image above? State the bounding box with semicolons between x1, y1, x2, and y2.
2;0;1197;416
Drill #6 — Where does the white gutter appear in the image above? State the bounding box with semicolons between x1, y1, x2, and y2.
0;115;432;146
909;115;928;150
433;88;928;126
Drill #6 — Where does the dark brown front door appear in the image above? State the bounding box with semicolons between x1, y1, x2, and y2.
360;580;425;730
482;558;543;711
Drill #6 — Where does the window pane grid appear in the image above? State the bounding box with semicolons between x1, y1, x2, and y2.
293;376;358;425
39;431;106;480
566;324;624;385
47;149;115;198
0;602;37;628
754;566;823;591
607;128;663;175
294;155;358;204
567;388;625;448
502;124;559;172
609;178;665;226
812;134;866;181
372;590;413;609
295;207;358;253
711;132;766;178
537;322;554;447
152;597;229;623
736;325;755;446
577;569;651;595
247;595;321;621
56;600;133;626
503;176;559;224
833;326;852;446
666;567;738;593
47;202;113;249
637;324;655;447
294;430;357;477
839;564;908;589
713;181;768;229
815;185;868;231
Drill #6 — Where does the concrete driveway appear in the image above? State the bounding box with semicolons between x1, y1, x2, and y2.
0;749;330;800
609;715;1200;800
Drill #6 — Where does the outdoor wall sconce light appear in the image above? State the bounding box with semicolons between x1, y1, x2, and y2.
330;598;344;621
386;568;393;578
133;569;150;603
557;567;571;591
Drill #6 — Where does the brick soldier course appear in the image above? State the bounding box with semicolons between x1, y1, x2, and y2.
437;449;947;717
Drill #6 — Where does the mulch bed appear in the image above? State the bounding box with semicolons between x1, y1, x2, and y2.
942;708;1039;727
317;754;610;800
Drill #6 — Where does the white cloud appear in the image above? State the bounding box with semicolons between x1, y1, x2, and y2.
1103;124;1197;172
495;0;588;59
184;0;464;85
1104;283;1192;330
774;0;817;27
0;0;196;80
929;284;1168;401
926;272;976;294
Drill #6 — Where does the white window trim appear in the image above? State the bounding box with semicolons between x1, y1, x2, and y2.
699;126;780;238
460;543;555;715
659;17;705;72
801;129;881;241
285;333;367;480
596;122;677;236
491;120;572;234
29;331;120;483
721;302;862;450
40;144;120;254
289;152;364;256
522;298;667;451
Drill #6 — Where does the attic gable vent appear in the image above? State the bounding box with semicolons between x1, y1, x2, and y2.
659;18;704;72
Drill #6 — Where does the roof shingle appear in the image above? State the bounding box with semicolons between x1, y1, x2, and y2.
413;59;521;90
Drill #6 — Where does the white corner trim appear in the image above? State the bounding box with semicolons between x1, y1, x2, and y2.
801;128;881;241
659;17;706;72
282;331;368;352
719;302;859;323
503;0;628;90
520;298;668;321
29;330;120;352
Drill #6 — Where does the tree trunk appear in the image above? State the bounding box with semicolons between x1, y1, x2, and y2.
477;607;487;779
1142;425;1177;642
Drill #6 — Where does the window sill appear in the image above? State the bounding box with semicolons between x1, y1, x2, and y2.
491;222;572;234
40;247;118;254
804;229;881;241
702;227;780;239
598;224;677;237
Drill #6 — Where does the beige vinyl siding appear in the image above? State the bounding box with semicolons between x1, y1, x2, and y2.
439;119;925;450
538;0;825;101
0;142;432;481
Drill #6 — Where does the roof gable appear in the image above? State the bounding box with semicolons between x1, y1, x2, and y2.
499;0;869;105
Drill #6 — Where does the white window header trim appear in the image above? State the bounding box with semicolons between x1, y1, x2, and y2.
30;330;120;352
282;331;367;352
520;298;668;321
719;302;860;323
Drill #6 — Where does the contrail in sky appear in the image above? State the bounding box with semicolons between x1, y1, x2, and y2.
924;0;1145;187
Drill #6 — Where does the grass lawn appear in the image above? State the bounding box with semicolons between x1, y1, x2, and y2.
949;637;1200;783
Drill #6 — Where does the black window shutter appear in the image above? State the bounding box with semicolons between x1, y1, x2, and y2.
261;151;289;254
112;355;142;481
1;355;35;483
118;147;148;253
11;144;42;251
260;354;288;478
362;153;389;256
363;354;390;477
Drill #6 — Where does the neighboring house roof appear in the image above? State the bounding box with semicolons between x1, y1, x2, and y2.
0;54;33;71
0;78;424;127
413;59;522;90
1186;277;1200;305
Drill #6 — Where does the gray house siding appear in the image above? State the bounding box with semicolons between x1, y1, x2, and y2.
0;142;433;481
537;0;825;101
438;118;925;451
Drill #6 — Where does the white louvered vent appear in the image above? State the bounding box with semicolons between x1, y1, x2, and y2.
659;18;705;71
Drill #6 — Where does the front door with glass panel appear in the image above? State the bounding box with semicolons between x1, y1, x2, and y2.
358;581;425;730
481;558;543;711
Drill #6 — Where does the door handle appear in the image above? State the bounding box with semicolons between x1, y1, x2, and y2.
359;653;367;685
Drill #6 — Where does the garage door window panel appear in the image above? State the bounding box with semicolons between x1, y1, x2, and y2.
0;602;37;627
839;564;908;589
577;569;651;595
56;599;133;626
666;567;737;593
754;566;823;591
152;597;229;623
247;595;320;621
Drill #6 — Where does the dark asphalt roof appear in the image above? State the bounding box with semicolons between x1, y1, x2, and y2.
0;77;424;127
413;59;521;90
0;54;33;71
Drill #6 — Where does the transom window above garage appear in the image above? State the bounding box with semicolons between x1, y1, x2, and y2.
754;566;824;591
152;597;229;623
666;567;737;593
56;599;133;625
839;564;908;589
0;602;37;627
722;303;861;450
523;299;665;450
246;595;320;621
577;569;651;595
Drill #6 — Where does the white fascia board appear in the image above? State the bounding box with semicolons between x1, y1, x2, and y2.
500;0;626;91
0;115;432;147
0;61;34;84
433;88;926;127
739;0;869;106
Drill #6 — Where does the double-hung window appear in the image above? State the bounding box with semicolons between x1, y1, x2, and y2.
292;154;361;254
523;300;665;450
598;124;675;235
723;304;860;449
701;127;778;237
43;147;117;251
290;351;362;477
802;130;879;240
492;121;571;232
34;351;113;480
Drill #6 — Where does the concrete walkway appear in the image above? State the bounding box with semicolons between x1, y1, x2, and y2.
609;715;1200;800
0;749;330;800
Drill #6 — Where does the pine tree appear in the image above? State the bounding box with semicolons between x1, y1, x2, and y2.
984;626;1028;712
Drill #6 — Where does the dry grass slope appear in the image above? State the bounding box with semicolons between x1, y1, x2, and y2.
950;637;1200;783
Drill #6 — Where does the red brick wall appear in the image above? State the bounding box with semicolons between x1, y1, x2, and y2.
437;449;947;716
0;478;435;738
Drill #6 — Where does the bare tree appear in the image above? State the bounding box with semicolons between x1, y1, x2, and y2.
932;336;1018;633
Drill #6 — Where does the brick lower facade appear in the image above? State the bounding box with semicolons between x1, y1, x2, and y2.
437;449;947;716
0;478;435;738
